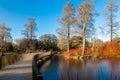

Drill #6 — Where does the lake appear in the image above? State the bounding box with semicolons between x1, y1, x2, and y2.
40;54;120;80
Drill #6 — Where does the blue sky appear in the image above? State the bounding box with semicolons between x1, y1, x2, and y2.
0;0;120;41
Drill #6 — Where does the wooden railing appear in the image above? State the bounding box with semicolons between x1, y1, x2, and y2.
0;51;53;80
32;52;52;80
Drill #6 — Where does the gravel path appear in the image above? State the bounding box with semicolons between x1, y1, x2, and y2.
0;58;32;80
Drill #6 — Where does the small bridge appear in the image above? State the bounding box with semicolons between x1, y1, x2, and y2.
0;52;51;80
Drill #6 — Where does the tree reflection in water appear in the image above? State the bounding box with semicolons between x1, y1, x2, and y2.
40;55;120;80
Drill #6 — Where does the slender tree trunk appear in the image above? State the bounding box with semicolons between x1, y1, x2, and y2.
30;27;33;40
67;17;70;55
81;23;87;58
110;25;112;42
110;9;113;42
26;26;29;39
30;26;33;40
92;30;96;57
92;39;95;56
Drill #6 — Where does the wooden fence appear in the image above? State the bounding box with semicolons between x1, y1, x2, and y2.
32;52;52;80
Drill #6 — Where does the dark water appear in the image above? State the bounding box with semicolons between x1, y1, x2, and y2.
40;55;120;80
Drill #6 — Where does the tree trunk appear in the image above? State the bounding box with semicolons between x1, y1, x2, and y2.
81;23;87;58
67;17;70;55
92;39;95;56
26;26;29;39
110;9;113;42
30;27;33;40
110;25;112;42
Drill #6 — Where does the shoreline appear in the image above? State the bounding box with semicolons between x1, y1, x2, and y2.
61;55;120;60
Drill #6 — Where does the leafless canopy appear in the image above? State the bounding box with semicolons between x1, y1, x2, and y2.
22;18;37;40
104;1;119;41
0;23;12;42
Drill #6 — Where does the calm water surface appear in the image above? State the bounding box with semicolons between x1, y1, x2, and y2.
40;55;120;80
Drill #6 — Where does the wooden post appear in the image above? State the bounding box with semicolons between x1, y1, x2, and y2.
36;75;43;80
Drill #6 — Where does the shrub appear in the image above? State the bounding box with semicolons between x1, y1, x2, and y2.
103;41;120;57
62;48;82;57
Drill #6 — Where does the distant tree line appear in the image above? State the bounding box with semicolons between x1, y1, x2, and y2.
0;18;59;55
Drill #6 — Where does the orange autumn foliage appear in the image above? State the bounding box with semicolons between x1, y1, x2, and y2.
103;41;120;57
85;48;93;55
61;41;120;57
62;48;82;56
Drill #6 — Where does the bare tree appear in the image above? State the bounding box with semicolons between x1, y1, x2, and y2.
0;23;12;42
77;2;94;58
23;18;36;40
57;2;75;54
104;0;119;41
22;24;29;39
29;18;36;39
0;23;12;55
